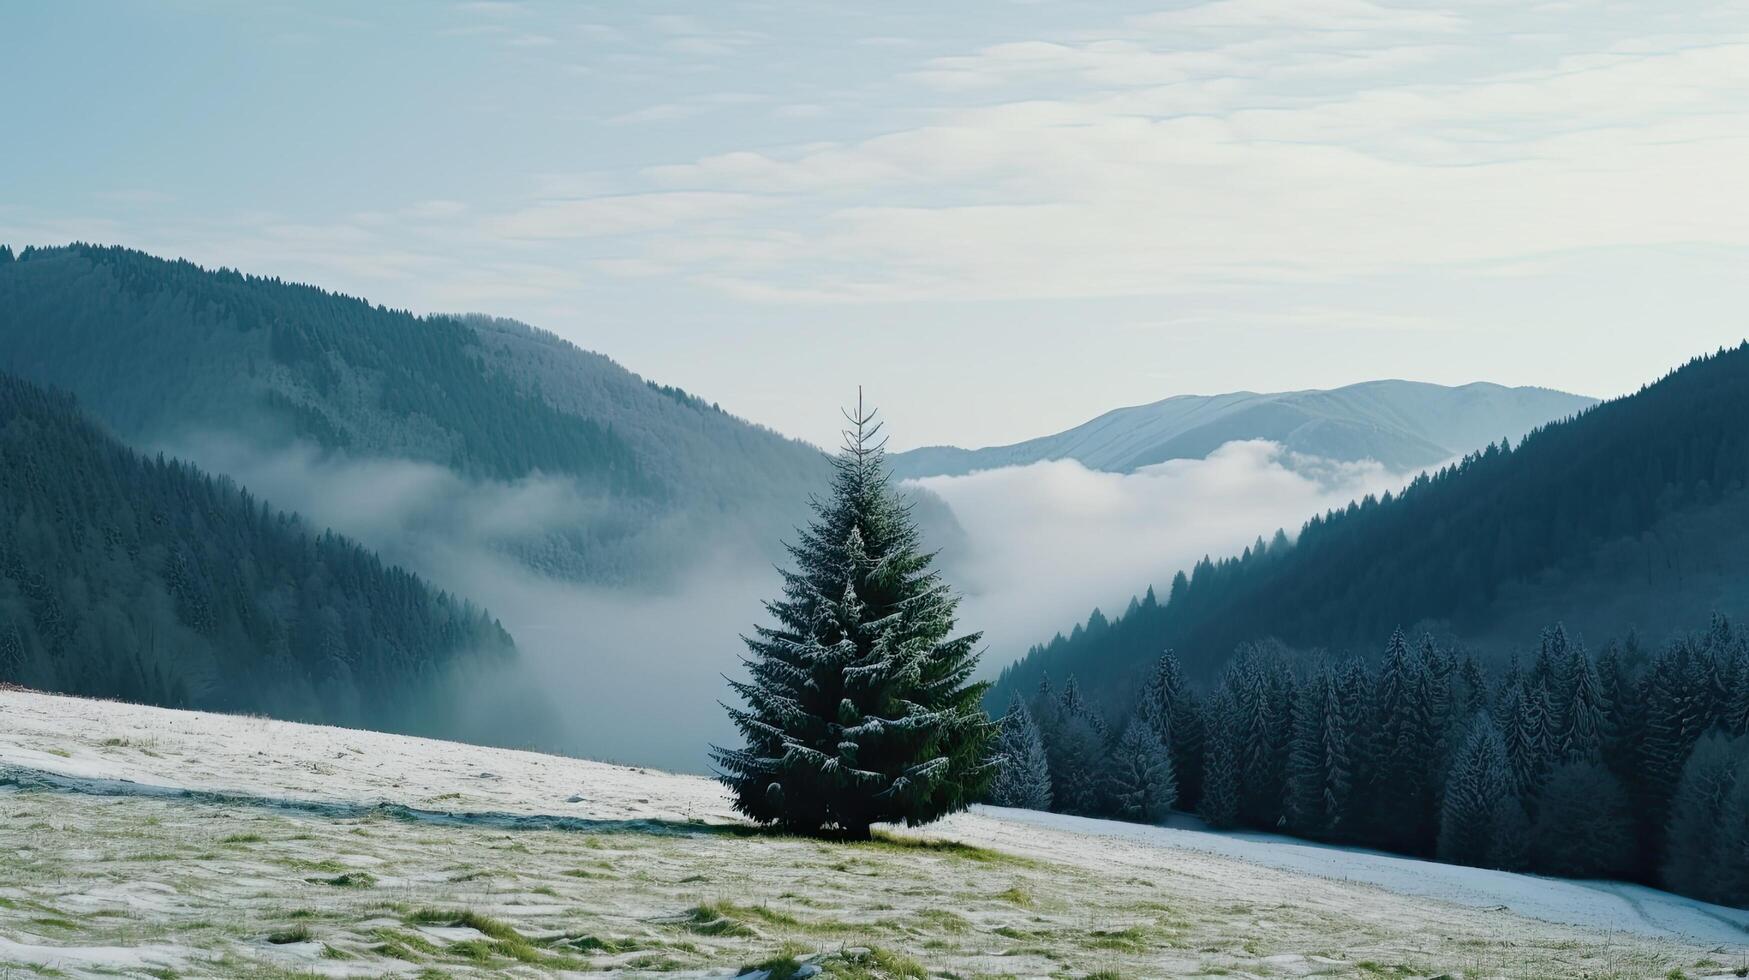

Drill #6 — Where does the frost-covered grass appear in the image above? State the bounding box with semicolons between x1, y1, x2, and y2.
1;689;1744;979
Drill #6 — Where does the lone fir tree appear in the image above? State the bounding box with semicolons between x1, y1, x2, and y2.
712;394;995;838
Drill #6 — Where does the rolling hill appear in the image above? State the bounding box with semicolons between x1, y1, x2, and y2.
891;380;1595;479
0;371;515;732
0;244;845;584
990;344;1749;710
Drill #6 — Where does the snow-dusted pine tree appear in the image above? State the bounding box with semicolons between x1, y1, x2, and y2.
1140;650;1203;812
988;694;1052;810
1199;690;1241;829
1437;715;1511;867
1106;714;1176;822
712;395;994;838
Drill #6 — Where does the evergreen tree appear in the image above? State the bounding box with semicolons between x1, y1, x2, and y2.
1199;690;1241;829
1141;651;1204;813
1371;629;1440;850
1106;714;1176;822
1050;711;1106;816
1457;656;1491;720
1639;641;1712;854
1556;648;1605;763
1507;686;1554;812
1530;760;1634;878
1662;733;1746;900
1438;716;1511;868
1728;654;1749;738
988;694;1052;811
714;398;993;838
1707;768;1749;907
1288;665;1356;839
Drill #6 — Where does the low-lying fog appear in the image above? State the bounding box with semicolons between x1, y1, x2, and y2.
166;435;1424;773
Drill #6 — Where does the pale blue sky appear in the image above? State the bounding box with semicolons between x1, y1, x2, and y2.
5;0;1749;449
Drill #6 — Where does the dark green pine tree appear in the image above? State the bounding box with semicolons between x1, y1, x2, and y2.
1106;713;1176;822
1438;715;1511;868
1140;650;1204;813
713;396;994;838
1199;690;1241;829
1287;665;1352;839
988;694;1053;811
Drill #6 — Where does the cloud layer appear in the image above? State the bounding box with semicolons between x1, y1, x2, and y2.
916;441;1419;668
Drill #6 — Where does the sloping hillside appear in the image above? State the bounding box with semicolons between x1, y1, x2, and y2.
1;689;1738;978
992;344;1749;707
0;244;839;583
891;380;1594;478
0;372;514;729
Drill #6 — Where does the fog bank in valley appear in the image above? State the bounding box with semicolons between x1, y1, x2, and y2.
914;440;1428;673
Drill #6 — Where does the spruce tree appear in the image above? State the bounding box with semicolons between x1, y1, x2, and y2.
1662;733;1745;900
1530;760;1634;878
1142;651;1204;812
1438;716;1510;868
713;397;994;838
1107;714;1176;822
988;694;1053;811
1199;690;1241;829
1556;649;1605;763
1050;711;1106;815
1373;628;1435;850
1288;665;1354;839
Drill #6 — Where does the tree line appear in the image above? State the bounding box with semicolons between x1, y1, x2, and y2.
0;371;515;728
990;619;1749;908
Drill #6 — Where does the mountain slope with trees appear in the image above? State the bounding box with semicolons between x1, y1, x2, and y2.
991;343;1749;710
993;619;1749;906
0;370;514;730
0;244;852;583
891;380;1594;478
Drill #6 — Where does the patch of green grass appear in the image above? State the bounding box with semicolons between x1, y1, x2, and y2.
821;946;928;979
865;830;1021;864
221;833;265;845
372;928;441;958
1084;925;1153;952
993;885;1032;906
44;747;72;758
914;908;971;934
683;903;761;937
407;908;523;944
558;934;644;955
741;941;811;980
310;871;376;888
267;925;313;945
28;916;79;931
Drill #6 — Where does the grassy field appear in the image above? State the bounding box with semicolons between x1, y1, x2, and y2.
1;690;1741;979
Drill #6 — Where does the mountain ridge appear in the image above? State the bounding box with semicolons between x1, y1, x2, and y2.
892;379;1597;479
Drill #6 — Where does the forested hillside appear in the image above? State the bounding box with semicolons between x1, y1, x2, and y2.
0;371;514;728
992;344;1749;710
990;617;1749;906
0;244;844;582
892;380;1593;478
